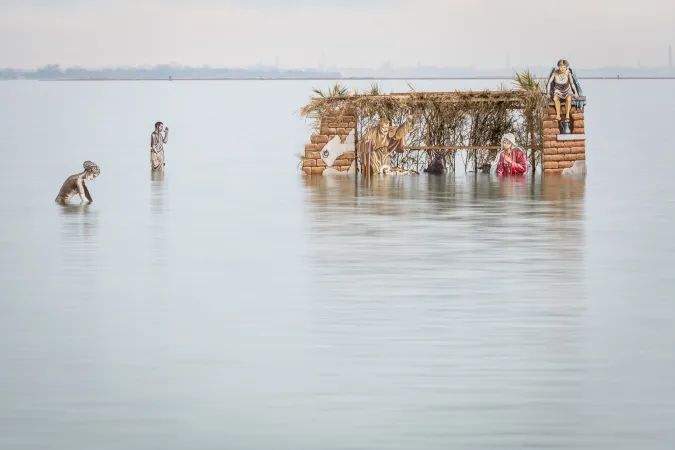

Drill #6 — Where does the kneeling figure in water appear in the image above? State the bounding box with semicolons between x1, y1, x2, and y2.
55;161;100;205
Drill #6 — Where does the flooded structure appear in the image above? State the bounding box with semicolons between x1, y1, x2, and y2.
300;72;586;177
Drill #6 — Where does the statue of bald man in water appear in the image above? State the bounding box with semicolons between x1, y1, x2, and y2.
55;161;100;205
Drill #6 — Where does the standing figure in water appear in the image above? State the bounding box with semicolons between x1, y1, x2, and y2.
545;59;581;123
150;121;169;171
491;133;527;175
357;117;410;175
55;161;100;204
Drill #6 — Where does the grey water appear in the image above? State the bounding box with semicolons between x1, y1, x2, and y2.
1;79;674;449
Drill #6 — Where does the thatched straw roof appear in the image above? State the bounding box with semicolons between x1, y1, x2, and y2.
301;89;547;119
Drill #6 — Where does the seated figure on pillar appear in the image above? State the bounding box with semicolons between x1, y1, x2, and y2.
356;117;410;175
545;59;583;130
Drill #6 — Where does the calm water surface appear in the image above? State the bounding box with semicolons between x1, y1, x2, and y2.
1;80;674;449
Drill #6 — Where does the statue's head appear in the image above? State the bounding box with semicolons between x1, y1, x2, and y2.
155;121;164;132
557;59;569;73
378;118;390;135
83;161;100;180
502;133;516;150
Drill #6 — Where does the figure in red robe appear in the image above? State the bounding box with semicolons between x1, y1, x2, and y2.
494;133;528;175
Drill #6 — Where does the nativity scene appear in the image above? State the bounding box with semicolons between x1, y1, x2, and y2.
300;64;588;177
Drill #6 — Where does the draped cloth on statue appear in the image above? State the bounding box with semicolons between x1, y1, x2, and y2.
150;131;168;170
490;133;532;175
496;148;527;175
546;67;584;110
357;120;409;174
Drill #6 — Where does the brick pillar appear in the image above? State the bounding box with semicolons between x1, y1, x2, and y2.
542;104;586;174
303;109;357;176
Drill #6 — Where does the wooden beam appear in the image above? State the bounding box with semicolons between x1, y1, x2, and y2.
403;146;542;150
311;96;529;103
349;90;528;98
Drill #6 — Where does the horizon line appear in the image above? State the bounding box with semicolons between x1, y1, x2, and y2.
3;64;675;71
24;76;675;81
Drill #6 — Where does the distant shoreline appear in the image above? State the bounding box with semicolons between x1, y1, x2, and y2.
16;76;675;81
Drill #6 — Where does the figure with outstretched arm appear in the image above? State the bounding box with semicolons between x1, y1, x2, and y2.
150;121;169;171
55;161;100;204
356;116;411;174
546;59;580;122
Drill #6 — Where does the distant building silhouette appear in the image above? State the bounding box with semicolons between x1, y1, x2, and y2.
0;64;342;80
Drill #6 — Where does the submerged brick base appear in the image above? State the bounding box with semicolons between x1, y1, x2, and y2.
302;112;356;176
542;106;586;175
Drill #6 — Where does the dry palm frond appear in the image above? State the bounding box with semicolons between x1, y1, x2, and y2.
513;69;543;92
312;83;349;99
367;83;381;95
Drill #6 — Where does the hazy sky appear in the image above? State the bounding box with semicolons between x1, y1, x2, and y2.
1;0;674;69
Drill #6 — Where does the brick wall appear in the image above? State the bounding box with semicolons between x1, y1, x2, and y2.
542;105;586;174
302;111;357;176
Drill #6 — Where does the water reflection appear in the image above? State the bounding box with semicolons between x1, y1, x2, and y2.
495;174;529;198
151;172;167;216
300;174;587;288
300;174;588;448
58;203;100;269
58;203;99;235
151;170;165;183
150;171;169;304
59;202;97;219
302;174;585;225
541;175;586;221
150;170;168;251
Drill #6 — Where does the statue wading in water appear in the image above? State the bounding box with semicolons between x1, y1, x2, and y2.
545;59;582;125
357;118;410;175
55;161;100;205
150;121;169;171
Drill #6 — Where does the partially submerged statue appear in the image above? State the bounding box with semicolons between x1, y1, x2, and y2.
424;154;446;174
546;59;582;123
55;161;100;204
490;133;527;175
150;121;169;171
357;118;410;174
381;165;418;175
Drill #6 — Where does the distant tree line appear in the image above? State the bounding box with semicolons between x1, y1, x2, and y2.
2;63;673;80
0;64;343;80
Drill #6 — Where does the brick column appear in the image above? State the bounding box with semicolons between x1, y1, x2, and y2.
302;110;357;176
542;104;586;175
